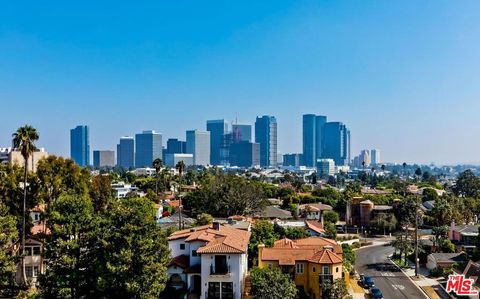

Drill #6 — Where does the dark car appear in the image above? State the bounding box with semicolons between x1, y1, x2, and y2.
371;288;383;299
362;276;375;288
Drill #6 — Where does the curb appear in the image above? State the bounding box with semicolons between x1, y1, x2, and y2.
389;258;430;299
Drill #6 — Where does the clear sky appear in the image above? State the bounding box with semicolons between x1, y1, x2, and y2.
1;1;479;165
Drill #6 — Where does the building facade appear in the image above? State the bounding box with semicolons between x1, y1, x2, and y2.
117;136;135;169
321;122;350;166
166;223;251;299
316;159;335;177
164;153;194;168
232;124;252;143
207;120;228;166
283;153;303;168
255;115;277;167
70;125;90;166
186;130;211;166
135;130;162;168
303;114;327;167
370;149;381;165
166;138;187;154
229;141;260;168
93;150;115;168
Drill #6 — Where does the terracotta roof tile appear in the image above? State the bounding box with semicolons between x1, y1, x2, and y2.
308;249;343;264
168;255;189;269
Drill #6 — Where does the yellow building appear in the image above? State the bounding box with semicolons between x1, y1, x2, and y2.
258;237;344;299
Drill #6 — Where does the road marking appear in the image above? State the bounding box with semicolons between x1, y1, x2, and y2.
381;272;395;277
392;284;405;290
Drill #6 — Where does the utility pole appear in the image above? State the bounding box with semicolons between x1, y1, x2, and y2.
414;197;419;278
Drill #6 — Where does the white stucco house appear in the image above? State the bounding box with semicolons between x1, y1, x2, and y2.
166;222;251;299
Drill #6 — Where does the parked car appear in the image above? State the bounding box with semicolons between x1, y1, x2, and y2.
371;288;383;299
362;276;375;288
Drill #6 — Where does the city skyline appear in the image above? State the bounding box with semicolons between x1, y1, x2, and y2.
1;1;480;165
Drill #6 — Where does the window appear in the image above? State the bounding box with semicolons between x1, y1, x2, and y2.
192;250;197;257
213;255;228;274
180;243;185;250
312;267;316;272
33;246;41;255
33;266;39;277
222;282;233;299
336;267;339;273
25;266;33;278
208;282;220;299
322;266;330;274
25;246;41;256
296;263;304;274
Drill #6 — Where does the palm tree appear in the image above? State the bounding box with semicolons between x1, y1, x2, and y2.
152;158;163;195
175;161;186;229
402;162;407;178
176;161;186;177
381;164;386;172
12;125;39;285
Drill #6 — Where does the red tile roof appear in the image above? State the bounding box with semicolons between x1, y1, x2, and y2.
168;255;189;269
305;220;325;235
168;224;251;254
261;237;343;266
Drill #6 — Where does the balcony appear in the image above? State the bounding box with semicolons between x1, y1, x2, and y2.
210;264;231;276
319;274;333;285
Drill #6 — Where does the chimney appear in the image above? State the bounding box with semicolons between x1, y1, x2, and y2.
212;221;220;230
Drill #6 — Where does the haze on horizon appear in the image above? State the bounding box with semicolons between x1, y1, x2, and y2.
0;1;479;165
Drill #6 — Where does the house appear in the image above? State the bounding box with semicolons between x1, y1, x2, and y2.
346;197;393;227
166;222;251;299
298;203;333;221
448;221;479;253
463;260;480;288
111;181;137;198
273;220;326;237
258;237;344;299
426;252;465;270
255;205;292;220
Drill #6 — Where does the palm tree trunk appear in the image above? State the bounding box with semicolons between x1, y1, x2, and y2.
21;158;28;285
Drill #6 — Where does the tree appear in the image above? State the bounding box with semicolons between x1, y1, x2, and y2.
440;239;455;253
248;221;279;266
324;222;337;240
342;244;356;273
95;197;169;298
12;125;39;285
195;213;213;226
321;278;349;299
453;170;480;198
89;174;115;212
323;211;339;224
175;161;186;177
432;225;448;250
284;227;310;240
369;213;397;235
381;164;386;172
430;196;453;227
40;194;98;298
0;201;18;297
250;266;297;299
422;188;438;203
152;158;163;195
415;167;423;181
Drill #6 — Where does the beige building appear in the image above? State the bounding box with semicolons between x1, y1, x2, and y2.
8;149;49;172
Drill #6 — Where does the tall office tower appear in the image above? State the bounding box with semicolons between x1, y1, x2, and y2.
186;130;211;166
116;136;135;169
255;115;278;167
166;138;187;154
322;122;351;166
206;120;228;166
93;150;115;168
316;159;335;177
370;149;381;165
229;141;260;168
302;114;327;167
232;124;252;143
70;125;90;166
135;130;162;168
359;150;371;167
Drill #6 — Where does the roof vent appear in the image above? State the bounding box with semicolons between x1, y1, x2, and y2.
190;228;196;232
323;245;334;251
212;221;220;230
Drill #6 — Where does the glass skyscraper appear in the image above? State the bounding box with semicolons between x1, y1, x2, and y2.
206;119;228;166
232;124;252;143
135;130;162;168
166;138;187;154
302;114;327;167
321;122;350;166
186;130;210;166
255;115;277;167
70;125;90;166
117;136;135;169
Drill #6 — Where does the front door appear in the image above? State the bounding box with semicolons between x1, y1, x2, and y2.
193;275;201;293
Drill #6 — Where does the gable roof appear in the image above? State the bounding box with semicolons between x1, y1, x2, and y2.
299;203;333;212
309;249;343;264
305;220;325;235
168;224;251;254
168;255;189;269
257;206;292;219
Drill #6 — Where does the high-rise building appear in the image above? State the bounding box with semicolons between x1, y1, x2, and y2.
164;153;194;168
316;158;335;177
322;122;350;166
232;124;252;143
166;138;187;154
229;141;260;168
93;150;115;168
371;149;381;165
255;115;277;167
206;120;228;166
70;125;90;166
135;130;162;168
354;150;371;168
117;136;135;169
302;114;327;167
186;130;210;166
283;153;303;167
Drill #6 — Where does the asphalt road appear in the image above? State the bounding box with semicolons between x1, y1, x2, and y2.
355;244;428;299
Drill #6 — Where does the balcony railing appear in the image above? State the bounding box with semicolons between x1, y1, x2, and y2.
210;264;231;275
319;274;333;284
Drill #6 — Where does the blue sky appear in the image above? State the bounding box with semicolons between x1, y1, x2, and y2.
1;1;479;164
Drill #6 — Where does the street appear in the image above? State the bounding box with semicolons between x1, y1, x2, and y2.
355;244;428;299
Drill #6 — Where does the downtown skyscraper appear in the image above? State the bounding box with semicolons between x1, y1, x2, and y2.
206;119;228;166
135;130;162;168
255;115;277;167
322;122;350;166
70;125;90;166
186;129;210;166
302;114;327;167
117;136;135;169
